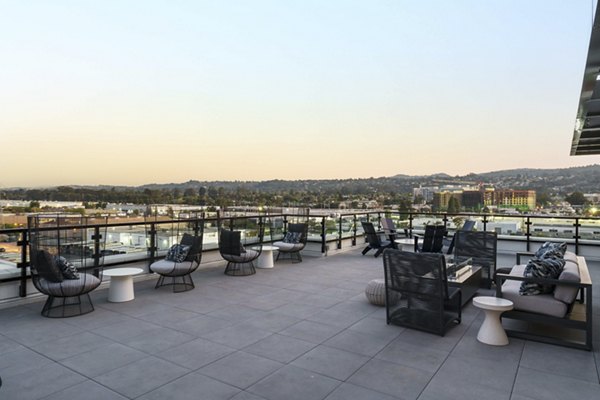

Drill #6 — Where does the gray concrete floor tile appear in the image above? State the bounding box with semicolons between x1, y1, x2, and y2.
59;342;148;377
425;354;519;394
198;351;283;389
348;358;433;400
324;382;401;400
40;380;128;400
519;340;599;383
138;372;241;400
137;307;203;326
513;367;600;400
230;391;269;400
324;329;395;357
92;318;161;342
207;304;268;322
95;356;190;398
238;311;301;333
170;314;236;336
248;365;341;400
347;316;404;341
119;326;196;355
271;302;324;319
291;345;370;380
200;322;274;349
155;337;236;370
1;362;87;400
375;336;450;374
243;333;316;363
29;331;113;361
0;347;54;378
279;320;344;344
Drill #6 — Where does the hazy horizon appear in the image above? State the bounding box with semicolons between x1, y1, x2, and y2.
2;1;599;187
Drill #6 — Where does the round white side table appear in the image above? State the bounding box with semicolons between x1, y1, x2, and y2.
254;245;279;269
394;238;415;252
104;267;144;302
472;296;514;346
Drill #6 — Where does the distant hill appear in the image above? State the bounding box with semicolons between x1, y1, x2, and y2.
133;164;600;194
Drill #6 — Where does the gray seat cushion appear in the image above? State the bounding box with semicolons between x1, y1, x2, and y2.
37;273;101;296
151;259;197;275
501;265;567;318
273;241;304;252
553;252;580;304
222;249;259;263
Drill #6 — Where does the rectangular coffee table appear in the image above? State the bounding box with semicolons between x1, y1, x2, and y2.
448;265;482;307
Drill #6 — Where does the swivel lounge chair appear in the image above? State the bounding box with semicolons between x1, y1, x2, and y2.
383;249;461;336
273;222;308;263
149;223;204;292
219;228;261;276
28;214;107;318
361;221;393;257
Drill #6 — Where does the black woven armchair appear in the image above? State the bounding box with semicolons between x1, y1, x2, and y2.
361;221;392;257
28;215;107;318
454;230;497;288
383;249;461;336
149;222;204;292
273;222;308;263
219;228;261;276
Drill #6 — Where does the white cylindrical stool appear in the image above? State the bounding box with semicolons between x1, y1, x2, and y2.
254;245;279;269
104;268;144;302
472;296;514;346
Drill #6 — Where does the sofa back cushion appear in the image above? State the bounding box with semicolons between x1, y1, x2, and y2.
553;252;581;304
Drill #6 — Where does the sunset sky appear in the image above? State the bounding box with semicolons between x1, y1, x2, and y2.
1;0;599;187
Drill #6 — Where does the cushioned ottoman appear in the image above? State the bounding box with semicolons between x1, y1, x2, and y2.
365;279;399;306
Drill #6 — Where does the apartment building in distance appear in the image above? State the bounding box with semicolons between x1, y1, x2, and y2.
425;185;536;211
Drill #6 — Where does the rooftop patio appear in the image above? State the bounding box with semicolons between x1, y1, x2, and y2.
0;248;599;400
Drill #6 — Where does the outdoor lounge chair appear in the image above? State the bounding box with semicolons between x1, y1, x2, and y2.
361;221;393;257
273;222;308;263
219;228;261;276
383;249;462;336
150;228;204;292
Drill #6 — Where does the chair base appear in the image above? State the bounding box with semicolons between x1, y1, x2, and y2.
224;261;256;276
276;251;303;263
41;294;95;318
155;274;195;293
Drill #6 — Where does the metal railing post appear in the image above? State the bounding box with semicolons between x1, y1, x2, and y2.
574;218;581;255
352;214;357;246
525;216;532;252
149;222;157;264
321;216;327;255
17;229;28;297
337;216;342;250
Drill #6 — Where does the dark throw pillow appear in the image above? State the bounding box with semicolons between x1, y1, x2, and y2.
219;229;242;256
55;256;80;280
165;244;191;263
519;256;566;296
181;233;201;262
34;250;64;283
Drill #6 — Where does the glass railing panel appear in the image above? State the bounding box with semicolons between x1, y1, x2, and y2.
529;217;577;241
485;215;527;236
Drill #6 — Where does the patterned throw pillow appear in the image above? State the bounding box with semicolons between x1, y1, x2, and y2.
519;256;566;296
55;256;79;280
165;244;191;263
283;232;302;244
534;242;567;259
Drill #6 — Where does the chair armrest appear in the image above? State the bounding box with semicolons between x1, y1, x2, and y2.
516;252;535;264
496;273;583;287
